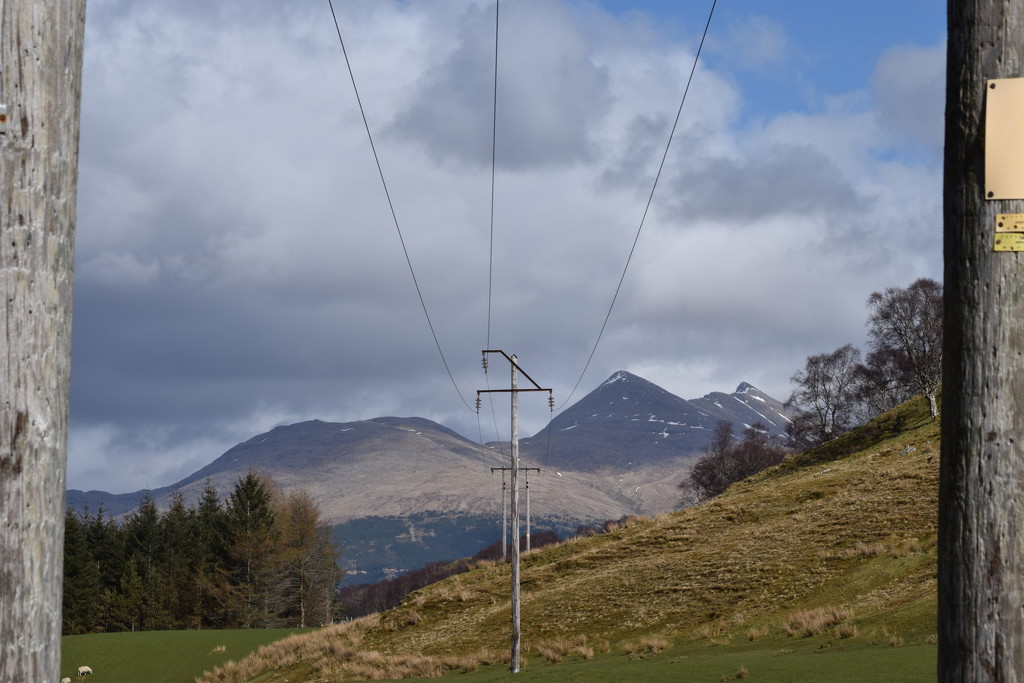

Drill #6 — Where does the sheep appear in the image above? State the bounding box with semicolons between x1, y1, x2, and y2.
62;678;71;683
77;665;93;676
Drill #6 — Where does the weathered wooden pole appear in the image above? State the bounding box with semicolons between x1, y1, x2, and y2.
509;355;521;673
501;470;508;562
0;1;85;680
940;1;1024;680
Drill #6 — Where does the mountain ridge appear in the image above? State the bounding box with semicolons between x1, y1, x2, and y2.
67;373;791;526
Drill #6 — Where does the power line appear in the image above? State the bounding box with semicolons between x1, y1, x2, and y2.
327;0;473;411
487;0;500;351
483;0;504;449
556;0;718;410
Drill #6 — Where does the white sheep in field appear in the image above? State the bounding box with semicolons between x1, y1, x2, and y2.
61;678;71;683
77;665;93;676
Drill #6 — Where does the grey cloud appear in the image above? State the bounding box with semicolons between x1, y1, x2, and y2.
390;0;611;168
870;42;945;157
663;143;867;223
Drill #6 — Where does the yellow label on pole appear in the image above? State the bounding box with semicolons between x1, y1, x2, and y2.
996;213;1024;232
994;232;1024;251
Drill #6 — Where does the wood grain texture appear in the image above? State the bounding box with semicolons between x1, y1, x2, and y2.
0;1;85;680
941;1;1024;680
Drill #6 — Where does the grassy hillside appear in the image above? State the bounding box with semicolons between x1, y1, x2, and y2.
199;397;939;681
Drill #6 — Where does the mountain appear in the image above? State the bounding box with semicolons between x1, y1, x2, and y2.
68;372;789;522
67;416;641;524
518;371;790;470
66;372;792;582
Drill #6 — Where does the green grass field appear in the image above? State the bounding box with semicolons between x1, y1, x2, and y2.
453;639;937;683
62;628;936;682
61;628;313;683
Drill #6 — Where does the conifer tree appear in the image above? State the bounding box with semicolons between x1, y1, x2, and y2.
160;491;200;626
62;508;101;635
225;471;278;627
195;481;230;628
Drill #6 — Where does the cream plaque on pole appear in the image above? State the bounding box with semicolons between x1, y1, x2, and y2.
985;78;1024;199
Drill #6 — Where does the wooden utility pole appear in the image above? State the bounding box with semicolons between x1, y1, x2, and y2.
525;467;536;551
478;351;551;674
509;356;520;672
492;466;539;560
497;468;507;561
940;2;1024;680
0;1;86;680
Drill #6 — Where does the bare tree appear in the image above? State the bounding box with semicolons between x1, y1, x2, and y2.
1;2;86;680
785;344;862;449
853;347;918;421
680;421;785;502
866;278;943;417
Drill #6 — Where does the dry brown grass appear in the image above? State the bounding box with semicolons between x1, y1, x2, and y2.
746;626;769;641
852;540;887;557
196;617;505;683
533;634;592;663
622;635;669;656
782;606;854;637
833;623;859;639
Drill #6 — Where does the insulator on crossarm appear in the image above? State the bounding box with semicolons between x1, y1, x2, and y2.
548;392;555;411
481;354;488;372
475;395;482;413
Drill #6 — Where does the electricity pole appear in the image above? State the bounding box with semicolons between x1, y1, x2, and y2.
478;351;552;674
492;467;508;561
1;2;86;681
525;467;536;552
941;2;1024;680
491;466;540;554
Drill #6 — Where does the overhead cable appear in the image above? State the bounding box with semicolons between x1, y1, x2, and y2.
556;0;718;410
327;0;474;412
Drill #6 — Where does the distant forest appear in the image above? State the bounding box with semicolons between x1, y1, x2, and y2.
62;472;341;634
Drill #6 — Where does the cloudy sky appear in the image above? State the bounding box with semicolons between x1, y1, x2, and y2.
69;0;946;493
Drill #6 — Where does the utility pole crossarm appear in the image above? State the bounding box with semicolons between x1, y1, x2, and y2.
481;349;550;392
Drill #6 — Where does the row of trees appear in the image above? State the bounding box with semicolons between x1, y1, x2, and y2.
785;278;943;449
62;471;342;634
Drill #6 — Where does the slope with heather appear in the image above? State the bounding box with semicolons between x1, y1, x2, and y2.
200;396;939;681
